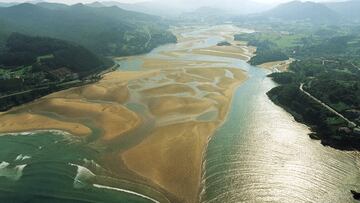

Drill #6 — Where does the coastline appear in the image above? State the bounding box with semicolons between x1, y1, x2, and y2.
120;25;254;202
0;25;255;203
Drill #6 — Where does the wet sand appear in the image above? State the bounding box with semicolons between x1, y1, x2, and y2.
193;45;255;61
120;25;252;202
0;25;254;203
123;67;246;202
123;121;217;203
0;113;91;136
26;98;141;141
0;71;155;140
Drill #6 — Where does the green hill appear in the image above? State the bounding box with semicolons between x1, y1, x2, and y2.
324;0;360;21
263;1;340;24
0;33;105;75
0;33;111;111
0;3;177;56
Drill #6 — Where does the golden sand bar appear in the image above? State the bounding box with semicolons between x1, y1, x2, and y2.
0;113;91;136
193;45;255;61
0;71;157;141
123;121;217;203
142;84;196;96
0;25;253;203
122;67;247;203
27;98;141;141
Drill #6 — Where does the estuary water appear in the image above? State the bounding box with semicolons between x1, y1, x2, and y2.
200;58;360;202
0;25;359;203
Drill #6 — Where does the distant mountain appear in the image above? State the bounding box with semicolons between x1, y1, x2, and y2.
210;0;268;15
0;3;176;56
179;7;234;22
324;0;360;21
263;1;340;23
86;1;107;8
0;2;18;7
102;0;267;17
36;2;69;10
101;1;187;17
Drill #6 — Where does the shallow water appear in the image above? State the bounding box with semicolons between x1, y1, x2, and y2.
201;60;360;203
1;25;359;203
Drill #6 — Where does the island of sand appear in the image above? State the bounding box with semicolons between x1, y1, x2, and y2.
0;25;255;203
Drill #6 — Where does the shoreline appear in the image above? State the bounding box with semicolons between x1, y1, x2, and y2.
0;25;256;203
198;75;247;201
121;25;255;202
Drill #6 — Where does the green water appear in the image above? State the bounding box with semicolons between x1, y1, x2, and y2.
0;131;155;203
201;61;360;203
2;25;360;203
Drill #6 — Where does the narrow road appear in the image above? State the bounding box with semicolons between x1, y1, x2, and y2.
0;64;118;100
0;86;48;99
300;83;357;127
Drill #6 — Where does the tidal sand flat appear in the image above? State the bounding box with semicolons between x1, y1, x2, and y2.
0;113;91;136
123;68;247;203
26;98;141;141
0;25;253;203
118;25;252;202
258;58;295;72
193;45;255;61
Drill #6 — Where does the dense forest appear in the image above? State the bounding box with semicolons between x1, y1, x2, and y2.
0;33;110;111
246;24;360;150
0;3;178;111
0;33;104;73
0;3;177;57
268;59;360;150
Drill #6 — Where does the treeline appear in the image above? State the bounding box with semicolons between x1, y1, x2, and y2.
0;33;105;74
268;84;360;149
249;50;288;65
0;3;177;57
267;58;360;150
0;33;108;110
234;33;289;65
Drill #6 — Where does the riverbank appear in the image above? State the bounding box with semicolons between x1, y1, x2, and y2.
0;25;254;203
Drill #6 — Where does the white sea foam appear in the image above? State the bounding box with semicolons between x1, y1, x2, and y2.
93;184;160;203
0;129;71;137
0;161;10;169
68;163;95;189
0;161;26;181
15;154;31;161
83;158;101;169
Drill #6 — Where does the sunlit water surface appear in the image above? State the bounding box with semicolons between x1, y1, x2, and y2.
201;61;360;203
1;25;359;203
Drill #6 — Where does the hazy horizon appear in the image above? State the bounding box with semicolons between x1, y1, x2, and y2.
0;0;355;5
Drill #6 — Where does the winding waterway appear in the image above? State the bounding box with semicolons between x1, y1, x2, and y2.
200;47;360;203
118;25;360;202
0;25;359;203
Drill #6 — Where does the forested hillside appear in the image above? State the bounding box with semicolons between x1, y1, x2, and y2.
238;23;360;150
0;33;111;111
0;3;177;56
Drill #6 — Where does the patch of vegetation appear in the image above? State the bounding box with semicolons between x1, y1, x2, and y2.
235;32;292;65
237;23;360;150
268;58;360;150
0;33;109;111
0;3;177;57
249;50;288;65
217;41;231;46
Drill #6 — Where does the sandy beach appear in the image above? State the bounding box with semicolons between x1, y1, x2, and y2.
0;113;91;136
0;25;254;203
